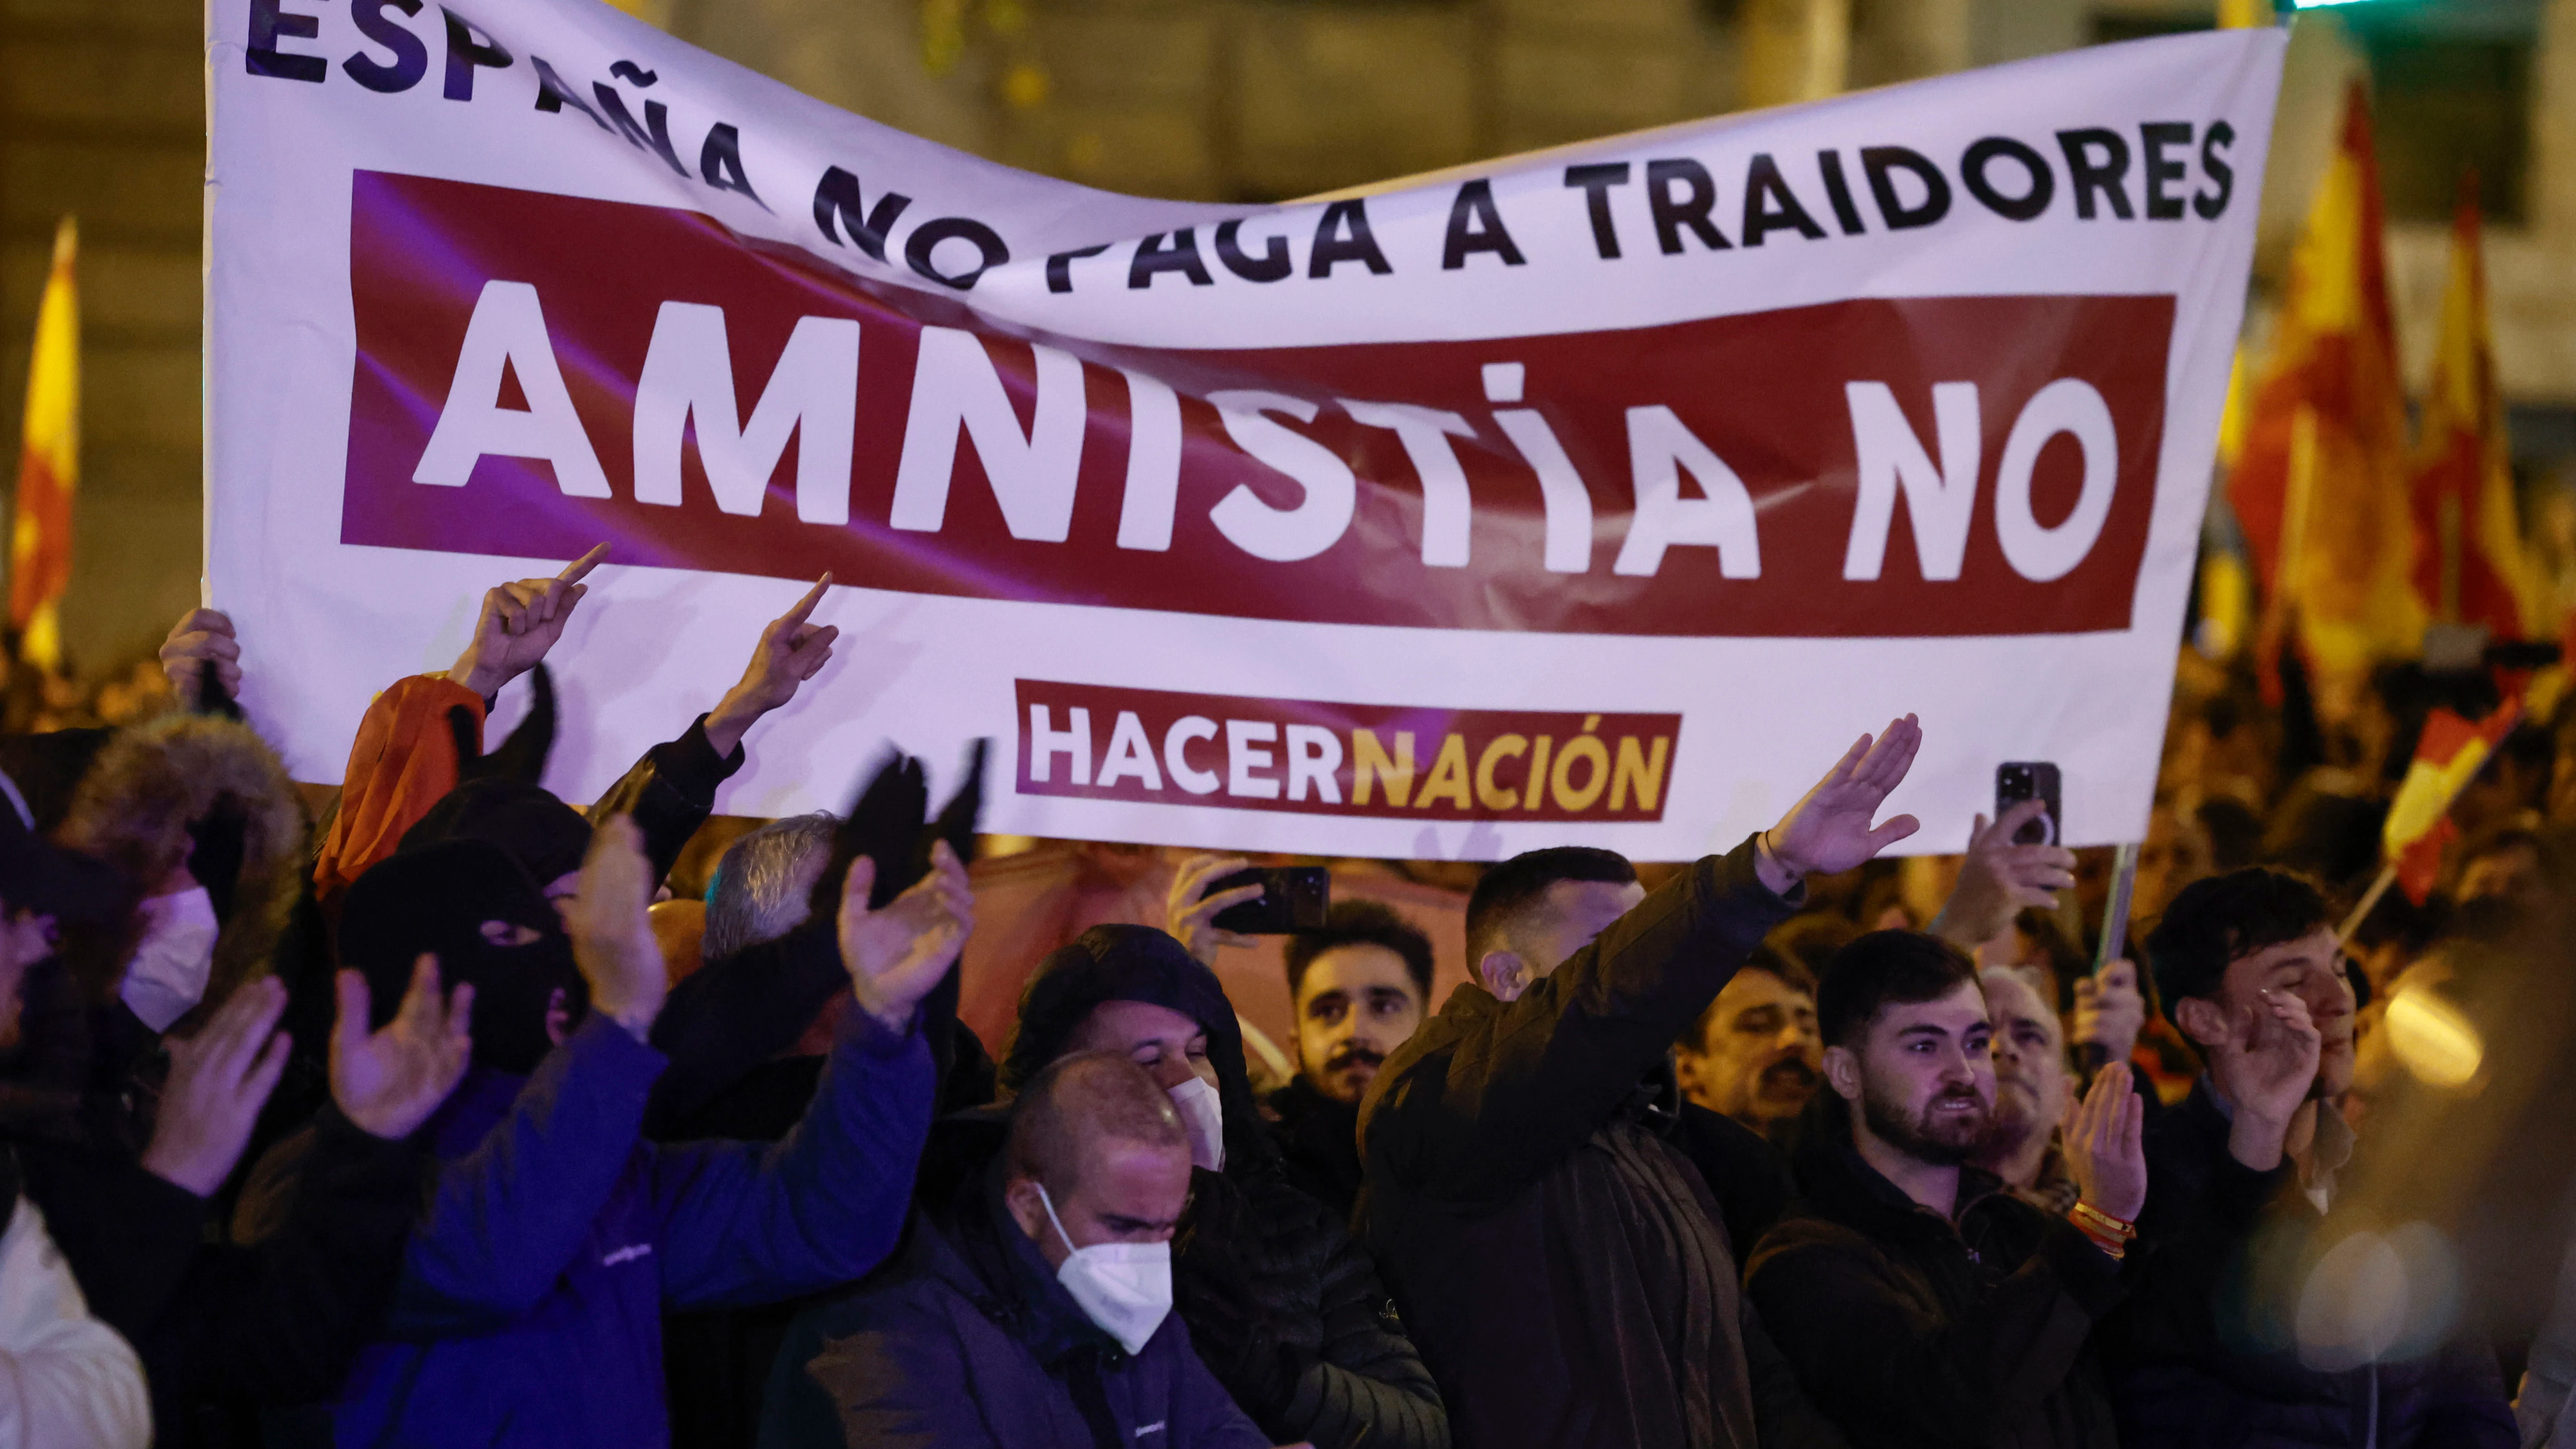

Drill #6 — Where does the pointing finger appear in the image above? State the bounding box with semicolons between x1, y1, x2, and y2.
778;574;833;630
557;543;611;584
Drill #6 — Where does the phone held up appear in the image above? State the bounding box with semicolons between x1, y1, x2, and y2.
1205;867;1331;935
1995;762;2062;848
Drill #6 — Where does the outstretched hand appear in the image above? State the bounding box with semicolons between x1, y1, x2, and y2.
331;957;474;1140
1757;715;1923;893
1929;800;2075;948
447;544;608;700
141;978;291;1197
705;575;838;757
1165;853;1261;968
564;816;667;1041
2062;1062;2148;1223
839;840;975;1032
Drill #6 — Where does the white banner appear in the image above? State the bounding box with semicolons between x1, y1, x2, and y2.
206;0;2282;860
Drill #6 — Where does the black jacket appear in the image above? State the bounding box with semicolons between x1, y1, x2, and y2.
20;1104;423;1448
2102;1081;2517;1449
1357;837;1842;1449
1268;1074;1362;1225
1746;1137;2124;1449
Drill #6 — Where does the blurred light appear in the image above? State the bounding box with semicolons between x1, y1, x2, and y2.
2295;1224;2463;1370
2386;983;2484;1088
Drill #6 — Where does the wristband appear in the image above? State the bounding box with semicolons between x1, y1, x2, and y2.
2069;1199;2136;1242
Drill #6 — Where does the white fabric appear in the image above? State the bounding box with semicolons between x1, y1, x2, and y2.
1038;1183;1173;1356
0;1195;150;1449
1166;1076;1227;1173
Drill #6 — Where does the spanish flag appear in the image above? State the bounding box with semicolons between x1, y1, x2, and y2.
2410;179;2536;642
10;219;77;673
2232;84;2422;686
2383;699;2521;904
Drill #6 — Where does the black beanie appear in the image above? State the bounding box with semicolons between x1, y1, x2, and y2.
399;778;592;890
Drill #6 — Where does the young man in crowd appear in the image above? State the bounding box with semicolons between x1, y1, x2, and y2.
1747;932;2142;1449
1672;943;1821;1148
766;1051;1275;1449
2111;868;2517;1447
1359;715;1924;1449
313;816;969;1447
1266;900;1435;1221
854;922;1444;1449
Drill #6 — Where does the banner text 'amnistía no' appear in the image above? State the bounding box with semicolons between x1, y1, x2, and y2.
207;0;2283;860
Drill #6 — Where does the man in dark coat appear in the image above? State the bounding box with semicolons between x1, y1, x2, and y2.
1746;931;2137;1449
2104;870;2517;1448
765;1051;1270;1449
859;924;1445;1449
295;815;967;1448
1265;901;1435;1224
1357;715;1924;1449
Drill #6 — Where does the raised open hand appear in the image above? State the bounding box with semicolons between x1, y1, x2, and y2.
1164;853;1261;967
839;839;974;1031
2210;987;2322;1170
564;815;666;1040
2062;1062;2147;1223
159;607;241;708
331;956;474;1140
447;543;608;700
1758;714;1923;892
1928;800;2075;948
705;574;839;756
141;977;291;1196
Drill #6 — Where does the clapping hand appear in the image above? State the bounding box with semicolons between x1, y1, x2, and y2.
839;840;974;1032
141;978;291;1196
704;575;839;757
1929;799;2075;948
447;544;608;700
1757;715;1924;893
1165;854;1262;968
564;816;667;1041
2062;1062;2147;1224
331;957;474;1140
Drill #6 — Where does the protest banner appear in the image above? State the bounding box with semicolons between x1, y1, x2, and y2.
207;1;2283;860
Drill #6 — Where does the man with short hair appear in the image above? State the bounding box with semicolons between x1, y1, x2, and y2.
1747;931;2142;1449
1269;901;1435;1219
1973;965;2082;1213
1362;716;1926;1449
766;1051;1271;1449
1673;943;1821;1146
2109;868;2516;1447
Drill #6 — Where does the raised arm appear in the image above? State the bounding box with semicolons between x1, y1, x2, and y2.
1373;718;1921;1199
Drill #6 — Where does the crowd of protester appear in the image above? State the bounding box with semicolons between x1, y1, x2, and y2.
0;550;2571;1449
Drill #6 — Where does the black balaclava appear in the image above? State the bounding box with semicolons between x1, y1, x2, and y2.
338;838;584;1076
998;924;1274;1173
398;778;591;891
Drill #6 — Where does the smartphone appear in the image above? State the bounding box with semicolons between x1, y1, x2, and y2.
1207;867;1330;934
1995;762;2062;847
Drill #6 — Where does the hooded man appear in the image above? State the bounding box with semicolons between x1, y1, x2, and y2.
787;923;1445;1449
292;813;966;1449
1358;716;1927;1449
765;1051;1273;1449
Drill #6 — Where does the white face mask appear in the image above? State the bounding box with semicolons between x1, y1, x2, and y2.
1167;1075;1226;1173
121;887;219;1033
1036;1182;1172;1355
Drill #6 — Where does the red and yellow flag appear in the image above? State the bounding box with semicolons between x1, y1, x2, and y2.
2231;84;2422;685
2409;179;2536;641
2383;698;2522;904
10;219;78;672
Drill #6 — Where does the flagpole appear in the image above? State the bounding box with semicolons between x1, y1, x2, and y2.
2334;864;2398;947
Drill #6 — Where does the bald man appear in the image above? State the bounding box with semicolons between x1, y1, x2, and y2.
767;1053;1279;1449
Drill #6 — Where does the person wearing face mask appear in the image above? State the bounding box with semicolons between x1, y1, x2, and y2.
266;815;966;1449
766;1051;1280;1449
881;925;1444;1449
1359;717;1927;1449
1746;931;2143;1449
